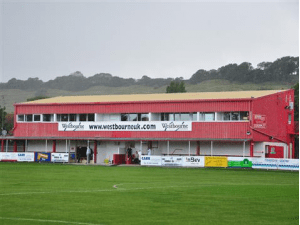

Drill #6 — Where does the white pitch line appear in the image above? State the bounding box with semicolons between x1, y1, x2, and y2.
0;217;104;225
0;183;294;196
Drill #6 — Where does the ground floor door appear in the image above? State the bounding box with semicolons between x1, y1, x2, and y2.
266;146;284;158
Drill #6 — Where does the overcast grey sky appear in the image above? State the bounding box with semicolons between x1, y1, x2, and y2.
0;0;298;83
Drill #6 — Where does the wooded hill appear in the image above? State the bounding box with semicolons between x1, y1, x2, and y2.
0;56;298;113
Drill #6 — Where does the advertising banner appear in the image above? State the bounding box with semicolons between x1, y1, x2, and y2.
182;156;205;167
252;158;299;170
161;156;183;167
227;157;253;168
58;121;192;132
51;153;69;163
35;152;51;162
277;159;299;171
0;153;18;161
141;156;162;166
17;153;34;162
205;156;228;168
252;158;278;170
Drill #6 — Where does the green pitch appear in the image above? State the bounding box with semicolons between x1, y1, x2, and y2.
0;163;298;225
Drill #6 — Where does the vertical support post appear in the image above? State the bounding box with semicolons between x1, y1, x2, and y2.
68;140;70;163
196;141;200;156
250;141;254;157
6;139;8;152
211;141;213;156
1;139;4;152
13;140;17;152
140;140;142;152
25;139;28;152
188;141;191;156
243;141;245;157
149;113;152;121
94;141;97;164
66;139;68;153
23;141;25;152
45;139;48;152
52;140;56;153
167;140;169;156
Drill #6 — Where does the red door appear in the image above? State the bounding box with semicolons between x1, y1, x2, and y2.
266;146;284;158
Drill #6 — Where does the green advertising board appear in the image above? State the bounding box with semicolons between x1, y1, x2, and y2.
228;158;253;168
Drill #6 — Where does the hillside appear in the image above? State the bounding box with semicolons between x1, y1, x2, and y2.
1;79;292;113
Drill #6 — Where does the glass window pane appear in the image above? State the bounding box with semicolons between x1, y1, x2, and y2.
26;114;33;122
18;115;25;122
240;112;249;121
231;112;239;121
88;114;94;121
121;114;128;121
223;112;230;121
192;113;197;121
69;114;76;121
129;114;138;121
61;114;68;122
174;113;180;121
199;113;204;121
110;114;120;121
79;114;86;121
141;114;149;121
34;115;41;121
43;114;52;122
204;113;215;121
181;113;190;121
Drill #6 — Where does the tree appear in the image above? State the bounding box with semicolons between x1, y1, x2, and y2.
166;81;187;93
0;106;13;135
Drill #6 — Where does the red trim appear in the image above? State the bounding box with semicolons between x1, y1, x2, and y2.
1;140;4;152
196;141;200;156
94;141;97;164
250;141;254;157
13;141;17;152
52;140;56;153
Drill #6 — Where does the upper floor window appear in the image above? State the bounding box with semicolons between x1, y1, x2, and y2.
121;113;148;121
26;114;33;122
43;114;54;122
34;115;41;122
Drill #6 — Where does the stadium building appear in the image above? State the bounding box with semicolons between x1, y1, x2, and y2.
0;89;296;164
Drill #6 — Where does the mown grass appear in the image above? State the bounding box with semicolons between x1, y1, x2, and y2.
0;163;298;225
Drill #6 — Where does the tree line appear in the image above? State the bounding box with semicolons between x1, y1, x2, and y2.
0;56;298;93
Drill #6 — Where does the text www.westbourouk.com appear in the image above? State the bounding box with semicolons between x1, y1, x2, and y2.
89;124;156;130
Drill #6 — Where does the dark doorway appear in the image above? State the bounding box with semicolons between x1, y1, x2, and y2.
76;147;93;163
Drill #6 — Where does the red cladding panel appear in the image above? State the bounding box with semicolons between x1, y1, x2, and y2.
14;122;250;140
252;90;294;143
15;100;250;114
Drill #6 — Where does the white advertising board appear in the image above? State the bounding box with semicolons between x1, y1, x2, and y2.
141;156;162;166
17;153;34;162
277;159;299;171
0;153;34;162
252;158;299;171
182;156;205;167
0;153;18;161
58;121;192;132
252;158;278;170
51;153;69;163
161;156;183;167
